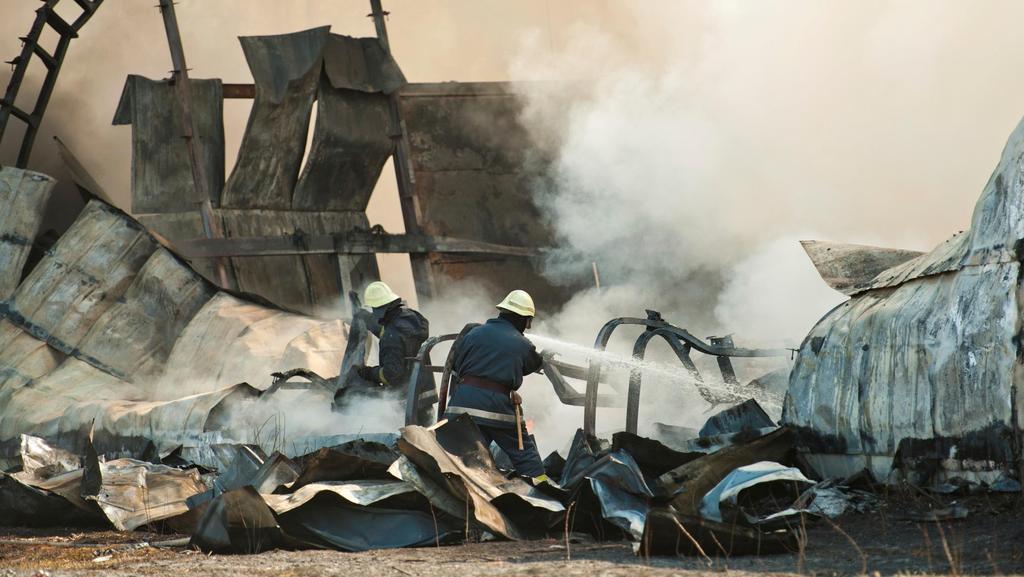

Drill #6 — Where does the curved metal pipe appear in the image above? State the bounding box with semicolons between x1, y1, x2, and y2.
584;316;789;436
624;330;705;434
403;333;457;426
583;318;627;435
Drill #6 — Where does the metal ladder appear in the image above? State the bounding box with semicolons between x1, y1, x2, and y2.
0;0;104;168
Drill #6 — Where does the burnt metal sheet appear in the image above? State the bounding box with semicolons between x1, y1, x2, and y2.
0;192;354;464
610;431;701;483
191;486;284;553
275;493;458;552
291;440;397;488
18;434;80;479
162;293;346;394
698;461;812;525
399;84;575;305
292;82;393;211
559;429;610;488
322;34;406;95
785;263;1018;479
221;27;329;209
249;451;301;494
84;457;207;531
800;240;923;296
397;415;563;540
785;116;1024;482
74;248;215;382
698;399;776;439
0;168;55;299
656;427;795;515
580;450;653;540
113;75;225;213
0;472;100;527
264;479;414;513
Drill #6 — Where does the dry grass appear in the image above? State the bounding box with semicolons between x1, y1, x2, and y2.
0;540;178;570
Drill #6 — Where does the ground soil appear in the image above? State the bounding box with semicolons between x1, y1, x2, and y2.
2;493;1023;576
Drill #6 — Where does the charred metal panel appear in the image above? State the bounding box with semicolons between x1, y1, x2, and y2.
220;27;329;209
787;115;1024;481
113;75;225;213
322;34;405;95
0;168;55;299
400;83;572;305
292;81;393;211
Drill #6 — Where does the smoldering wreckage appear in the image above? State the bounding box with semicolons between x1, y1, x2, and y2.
1;0;1023;564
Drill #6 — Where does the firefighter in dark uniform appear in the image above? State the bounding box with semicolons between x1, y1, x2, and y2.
352;281;435;423
445;289;549;483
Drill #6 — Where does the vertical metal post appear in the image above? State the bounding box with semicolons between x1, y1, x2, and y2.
157;0;232;289
709;335;739;385
369;0;436;303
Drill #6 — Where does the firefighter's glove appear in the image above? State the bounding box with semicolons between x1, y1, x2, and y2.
356;365;380;383
352;307;372;325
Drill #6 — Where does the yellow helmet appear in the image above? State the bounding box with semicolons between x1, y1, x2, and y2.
363;281;401;308
496;289;536;317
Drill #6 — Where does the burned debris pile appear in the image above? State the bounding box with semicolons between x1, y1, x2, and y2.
0;399;856;557
1;398;879;558
0;166;354;468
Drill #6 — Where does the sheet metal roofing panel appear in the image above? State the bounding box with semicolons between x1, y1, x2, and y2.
0;168;55;299
6;201;159;356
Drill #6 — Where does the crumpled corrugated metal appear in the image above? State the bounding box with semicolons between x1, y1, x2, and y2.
787;114;1024;483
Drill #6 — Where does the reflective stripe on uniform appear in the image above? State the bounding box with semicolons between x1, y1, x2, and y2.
417;388;439;402
444;405;516;423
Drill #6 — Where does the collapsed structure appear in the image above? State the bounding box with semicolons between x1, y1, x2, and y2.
0;167;350;467
789;117;1024;486
5;0;1024;560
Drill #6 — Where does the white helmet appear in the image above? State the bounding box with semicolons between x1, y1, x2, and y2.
363;281;401;308
496;289;536;317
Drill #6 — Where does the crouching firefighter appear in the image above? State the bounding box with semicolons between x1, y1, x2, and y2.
344;281;436;423
445;290;550;484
